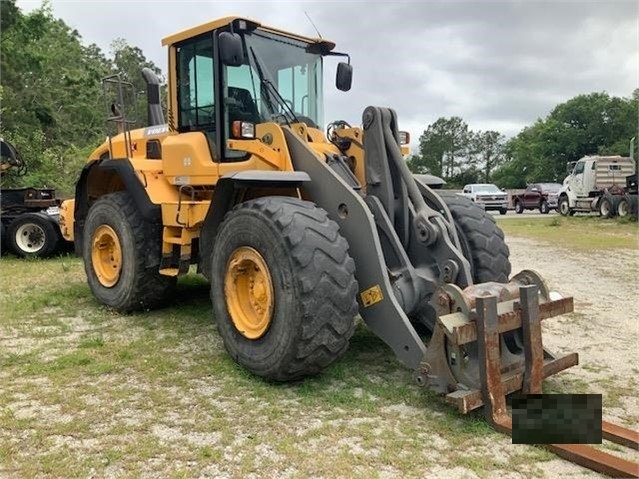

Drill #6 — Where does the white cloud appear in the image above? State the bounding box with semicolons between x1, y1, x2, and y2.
16;0;639;148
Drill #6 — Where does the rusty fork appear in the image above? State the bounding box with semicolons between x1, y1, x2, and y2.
475;286;639;478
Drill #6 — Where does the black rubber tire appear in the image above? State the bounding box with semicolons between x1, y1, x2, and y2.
616;194;631;218
539;200;550;214
412;193;511;332
499;208;508;215
6;213;59;258
598;194;616;218
83;191;176;312
629;194;639;218
438;193;511;284
210;196;358;382
558;195;573;216
514;200;524;214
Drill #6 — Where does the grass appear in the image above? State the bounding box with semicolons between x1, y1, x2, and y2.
0;254;539;478
0;242;635;478
496;215;638;251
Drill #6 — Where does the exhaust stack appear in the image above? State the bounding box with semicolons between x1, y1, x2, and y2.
141;67;165;126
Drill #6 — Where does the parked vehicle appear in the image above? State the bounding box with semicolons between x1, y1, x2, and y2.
512;183;562;214
0;138;63;257
459;183;508;214
558;155;636;218
617;170;638;218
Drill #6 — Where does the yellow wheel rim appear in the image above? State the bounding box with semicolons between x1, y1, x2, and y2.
224;247;274;339
91;225;122;287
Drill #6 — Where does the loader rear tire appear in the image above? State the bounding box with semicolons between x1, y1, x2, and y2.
439;193;511;284
83;191;176;312
210;196;358;382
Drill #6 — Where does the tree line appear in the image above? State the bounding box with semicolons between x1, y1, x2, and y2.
0;0;161;195
407;91;639;188
1;1;637;195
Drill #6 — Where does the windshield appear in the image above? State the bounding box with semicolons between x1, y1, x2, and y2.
539;183;562;192
225;29;324;128
473;184;502;193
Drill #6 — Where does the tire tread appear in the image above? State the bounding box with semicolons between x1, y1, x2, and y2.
84;192;175;312
437;192;511;283
216;196;358;381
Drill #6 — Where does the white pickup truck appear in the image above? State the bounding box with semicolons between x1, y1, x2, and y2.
460;183;509;215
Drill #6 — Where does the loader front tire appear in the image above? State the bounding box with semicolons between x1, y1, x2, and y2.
83;191;176;312
439;193;511;284
210;196;358;382
411;193;511;332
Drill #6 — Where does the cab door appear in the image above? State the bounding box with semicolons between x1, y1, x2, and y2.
162;32;221;185
524;184;539;207
571;161;586;196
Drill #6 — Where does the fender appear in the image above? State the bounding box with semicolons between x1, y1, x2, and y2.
24;210;60;227
198;170;310;279
73;158;160;255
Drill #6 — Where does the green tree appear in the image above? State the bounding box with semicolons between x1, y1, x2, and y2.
109;38;164;127
0;1;162;194
471;130;506;182
408;117;471;180
493;92;638;187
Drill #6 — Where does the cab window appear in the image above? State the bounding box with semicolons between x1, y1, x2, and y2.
177;36;215;131
574;162;585;174
223;63;263;160
277;65;310;116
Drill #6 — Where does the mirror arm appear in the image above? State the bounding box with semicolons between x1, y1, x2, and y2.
325;51;351;64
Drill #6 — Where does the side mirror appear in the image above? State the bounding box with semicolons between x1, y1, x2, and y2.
219;32;244;67
336;62;352;92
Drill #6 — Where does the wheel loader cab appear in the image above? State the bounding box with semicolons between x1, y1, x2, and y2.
163;17;335;174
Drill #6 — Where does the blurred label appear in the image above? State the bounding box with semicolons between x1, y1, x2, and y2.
360;285;383;307
512;394;602;444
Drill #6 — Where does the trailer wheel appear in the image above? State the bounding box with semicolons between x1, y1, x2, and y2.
616;195;630;218
210;196;358;381
598;194;616;218
539;200;550;214
6;213;59;258
83;191;176;312
514;200;524;214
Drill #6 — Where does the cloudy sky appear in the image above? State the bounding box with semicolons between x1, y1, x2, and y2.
16;0;639;147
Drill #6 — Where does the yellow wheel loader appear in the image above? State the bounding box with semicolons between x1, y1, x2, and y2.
59;17;638;476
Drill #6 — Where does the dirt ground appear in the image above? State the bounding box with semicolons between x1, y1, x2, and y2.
507;235;639;478
1;234;638;478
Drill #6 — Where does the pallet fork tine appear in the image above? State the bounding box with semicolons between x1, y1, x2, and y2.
476;287;639;478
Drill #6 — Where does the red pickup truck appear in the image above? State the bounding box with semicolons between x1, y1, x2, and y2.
512;183;562;214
